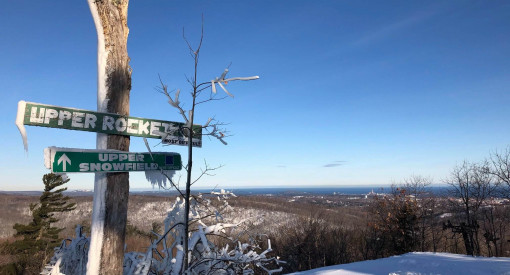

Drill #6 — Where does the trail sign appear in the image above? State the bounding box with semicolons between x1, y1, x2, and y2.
44;147;181;173
16;101;202;148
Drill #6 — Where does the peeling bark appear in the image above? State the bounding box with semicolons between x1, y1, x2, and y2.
87;0;131;274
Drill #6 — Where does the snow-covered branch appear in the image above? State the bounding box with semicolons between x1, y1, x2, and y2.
210;68;259;98
158;75;188;124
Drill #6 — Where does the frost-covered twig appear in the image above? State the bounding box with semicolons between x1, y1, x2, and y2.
202;123;231;145
158;75;188;124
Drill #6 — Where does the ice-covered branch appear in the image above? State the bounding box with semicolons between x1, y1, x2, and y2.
158;75;189;124
200;118;231;146
210;68;259;97
42;225;90;275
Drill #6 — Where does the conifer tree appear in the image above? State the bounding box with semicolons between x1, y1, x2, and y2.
2;173;76;274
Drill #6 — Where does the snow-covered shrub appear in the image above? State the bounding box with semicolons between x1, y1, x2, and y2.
41;225;89;275
44;191;283;274
124;191;283;274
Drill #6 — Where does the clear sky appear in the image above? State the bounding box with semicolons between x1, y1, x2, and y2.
1;1;509;191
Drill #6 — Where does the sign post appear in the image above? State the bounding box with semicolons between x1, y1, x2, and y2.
14;1;191;272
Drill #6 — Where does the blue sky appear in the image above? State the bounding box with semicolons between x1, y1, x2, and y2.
1;1;509;191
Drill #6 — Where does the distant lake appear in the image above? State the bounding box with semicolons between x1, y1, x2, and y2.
221;186;450;196
126;185;450;197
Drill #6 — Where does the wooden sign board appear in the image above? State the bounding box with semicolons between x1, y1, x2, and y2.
16;101;202;147
45;147;182;173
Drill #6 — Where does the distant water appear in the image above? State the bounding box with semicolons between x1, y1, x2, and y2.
128;186;450;196
222;186;449;196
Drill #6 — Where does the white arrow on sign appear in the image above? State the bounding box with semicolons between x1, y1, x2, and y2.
57;154;71;172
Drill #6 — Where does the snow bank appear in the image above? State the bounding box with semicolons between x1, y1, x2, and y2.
291;252;510;275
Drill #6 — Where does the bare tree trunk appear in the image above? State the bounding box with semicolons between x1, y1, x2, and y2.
87;0;131;274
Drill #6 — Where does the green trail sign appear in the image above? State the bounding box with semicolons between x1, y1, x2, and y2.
16;101;202;148
44;147;182;173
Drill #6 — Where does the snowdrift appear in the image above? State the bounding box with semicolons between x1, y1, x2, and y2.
291;252;510;275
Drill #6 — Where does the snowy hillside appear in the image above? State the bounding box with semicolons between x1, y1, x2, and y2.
291;252;510;275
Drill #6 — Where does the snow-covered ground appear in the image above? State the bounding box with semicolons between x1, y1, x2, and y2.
291;252;510;275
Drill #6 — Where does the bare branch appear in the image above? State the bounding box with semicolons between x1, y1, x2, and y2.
196;14;204;55
191;160;224;186
488;147;510;198
195;93;229;106
182;27;195;58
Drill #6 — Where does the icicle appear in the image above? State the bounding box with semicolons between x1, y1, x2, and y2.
44;147;54;169
174;89;180;106
145;170;175;188
217;82;234;97
220;68;228;79
143;138;154;161
211;81;216;93
15;100;28;152
224;76;259;81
